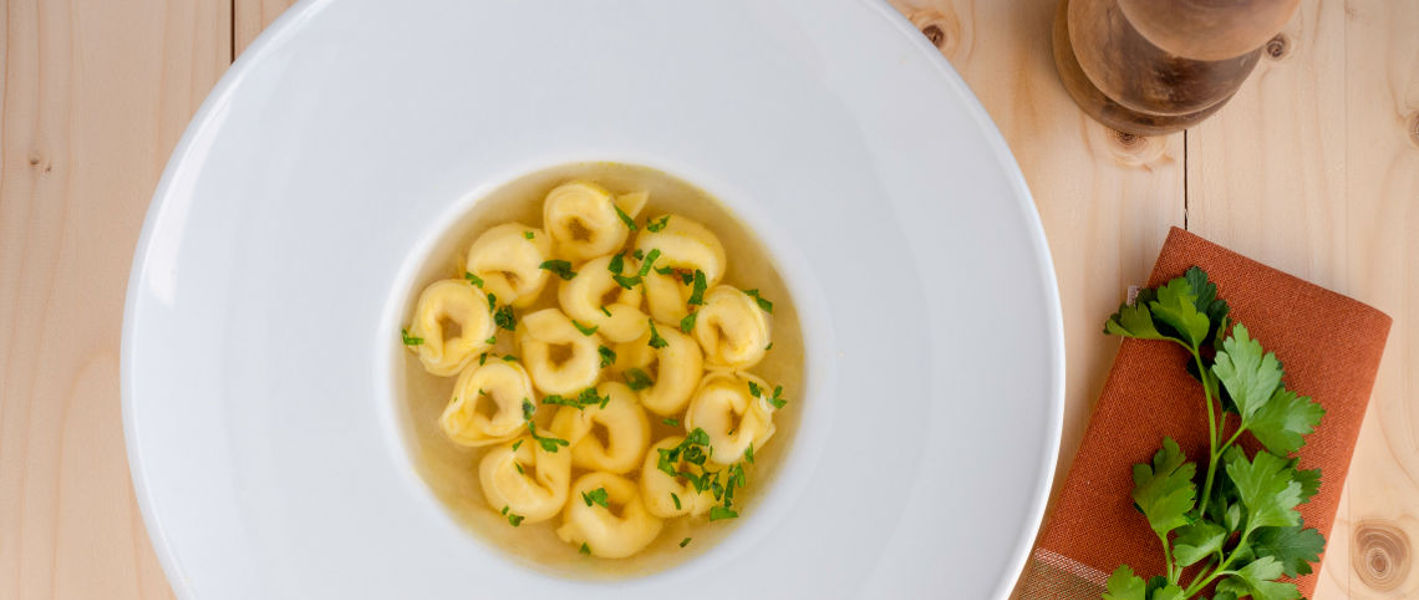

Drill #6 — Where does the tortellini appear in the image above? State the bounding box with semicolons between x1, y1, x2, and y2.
641;436;718;518
693;285;772;369
466;222;553;308
557;255;649;342
441;361;534;447
407;279;496;376
517;308;604;395
544;181;646;263
402;176;794;562
615;324;703;416
635;215;727;324
684;371;778;465
557;472;663;559
550;382;651;474
480;436;573;523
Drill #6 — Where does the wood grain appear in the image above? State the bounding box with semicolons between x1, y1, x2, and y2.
0;0;229;598
0;0;1412;598
1187;0;1419;598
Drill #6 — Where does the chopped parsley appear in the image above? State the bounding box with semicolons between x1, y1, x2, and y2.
507;512;525;527
624;368;653;391
744;288;774;313
494;305;516;331
598;345;616;368
464;271;484;288
400;328;423;346
514;462;524;474
572;320;599;336
486;292;497;310
523;230;535;239
679;311;698;333
607;253;625;274
662;417;681;427
613;204;637;231
744;443;755;464
579;543;592;556
521;399;536;421
599;305;612;317
581;487;610;508
511;439;523;451
501;505;510;515
501;354;518;362
671;493;682;510
543;387;608;411
632;248;644;260
612;273;641;290
747;381;762;398
764;342;773;351
679;537;692;548
478;352;489;366
708;506;738;521
646;215;671;232
767;385;786;409
484;335;497;345
687;270;707;305
539;259;577;280
647;319;668;349
521;398;570;452
637;249;660;276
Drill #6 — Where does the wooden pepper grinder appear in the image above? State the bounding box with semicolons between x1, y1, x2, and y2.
1053;0;1300;136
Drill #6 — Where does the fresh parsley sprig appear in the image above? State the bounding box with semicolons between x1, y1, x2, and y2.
1102;267;1325;600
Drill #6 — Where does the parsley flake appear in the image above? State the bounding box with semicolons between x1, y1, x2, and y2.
464;271;485;288
662;417;681;427
671;492;682;510
598;345;616;368
679;311;698;333
744;288;774;313
708;506;738;521
581;487;610;508
523;230;535;239
400;328;424;346
637;249;660;277
579;542;592;555
485;335;497;345
679;537;692;548
688;270;707;305
646;215;670;232
647;320;668;349
608;253;625;274
599;305;612;317
624;368;654;391
539;260;577;281
572;320;599;336
613;204;638;231
507;512;525;527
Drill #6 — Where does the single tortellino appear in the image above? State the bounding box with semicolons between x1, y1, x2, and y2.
465;222;553;308
517;308;604;395
634;215;727;324
614;323;703;416
557;472;663;559
693;285;772;369
543;181;647;263
684;371;777;465
640;436;718;518
547;382;650;474
479;436;572;524
407;279;496;376
440;361;533;447
557;255;649;343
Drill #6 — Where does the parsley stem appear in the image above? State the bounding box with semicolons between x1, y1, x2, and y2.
1190;348;1222;517
1157;531;1177;583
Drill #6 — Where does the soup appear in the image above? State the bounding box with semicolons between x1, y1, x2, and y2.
397;162;803;578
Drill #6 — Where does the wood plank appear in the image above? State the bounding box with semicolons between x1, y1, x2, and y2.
0;0;230;598
888;0;1185;508
1187;0;1419;598
234;0;298;56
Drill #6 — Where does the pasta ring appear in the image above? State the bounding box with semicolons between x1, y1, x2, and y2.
479;436;572;524
407;279;496;376
613;323;703;416
640;436;718;518
634;215;727;324
684;371;777;465
547;382;651;474
556;472;663;559
440;361;534;447
693;285;771;369
465;222;553;308
543;181;646;263
517;308;604;395
557;255;649;343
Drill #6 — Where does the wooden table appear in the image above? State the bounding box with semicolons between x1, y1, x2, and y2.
1;0;1413;597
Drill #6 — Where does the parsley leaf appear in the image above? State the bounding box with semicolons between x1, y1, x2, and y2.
400;328;424;346
1148;277;1211;347
1215;556;1298;600
1225;447;1303;530
647;320;668;349
1183;266;1231;345
646;215;670;232
494;305;516;331
743;288;773;313
608;253;625;274
1103;565;1147;600
1104;301;1167;340
572;320;598;336
581;487;610;508
687;270;707;305
1171;520;1227;567
464;271;484;288
613;205;637;231
1247;387;1324;455
1213;323;1284;422
1251;525;1325;577
1131;438;1196;538
598;345;616;368
708;506;737;521
679;311;697;333
539;259;577;280
768;385;786;409
624;368;653;391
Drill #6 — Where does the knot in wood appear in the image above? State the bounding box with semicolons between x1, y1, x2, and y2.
1265;34;1290;60
1408;112;1419;148
907;9;960;57
1352;522;1410;592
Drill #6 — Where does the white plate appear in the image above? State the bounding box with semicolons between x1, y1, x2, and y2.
122;0;1064;598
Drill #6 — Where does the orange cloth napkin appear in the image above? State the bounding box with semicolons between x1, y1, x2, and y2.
1018;227;1391;599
